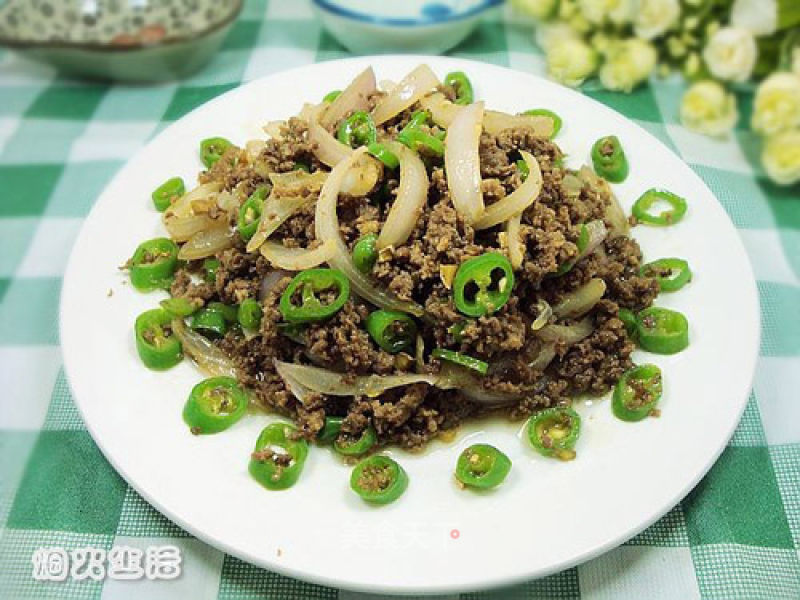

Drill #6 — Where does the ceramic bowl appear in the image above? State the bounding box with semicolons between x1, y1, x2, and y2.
312;0;503;55
0;0;242;82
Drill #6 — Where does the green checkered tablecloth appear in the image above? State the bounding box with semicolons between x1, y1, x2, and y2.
1;0;798;598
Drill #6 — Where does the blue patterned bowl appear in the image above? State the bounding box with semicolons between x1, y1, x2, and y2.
0;0;242;82
312;0;503;54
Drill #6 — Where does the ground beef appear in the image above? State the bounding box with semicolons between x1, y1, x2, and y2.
175;95;663;450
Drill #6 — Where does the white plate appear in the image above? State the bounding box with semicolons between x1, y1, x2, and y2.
60;56;759;595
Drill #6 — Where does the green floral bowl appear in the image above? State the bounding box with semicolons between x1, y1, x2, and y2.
0;0;242;82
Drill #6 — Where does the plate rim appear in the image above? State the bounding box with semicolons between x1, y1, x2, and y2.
59;54;761;595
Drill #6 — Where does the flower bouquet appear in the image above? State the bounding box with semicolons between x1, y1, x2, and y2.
513;0;800;185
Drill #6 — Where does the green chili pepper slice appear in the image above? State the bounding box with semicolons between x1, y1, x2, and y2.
237;186;268;242
134;309;182;370
618;308;638;338
323;90;342;103
350;455;409;504
367;142;399;169
406;110;430;129
455;444;512;490
334;426;377;456
317;416;343;445
640;258;692;292
200;136;233;168
453;252;514;317
152;177;185;212
591;135;629;183
279;268;350;324
632;189;688;226
203;258;220;284
352;233;378;274
183;376;249;434
613;364;663;422
635;307;689;354
337;110;378;148
190;306;228;338
448;321;468;343
366;310;417;354
397;126;444;157
527;407;581;461
128;238;179;292
523;109;562;138
249;422;309;490
432;348;489;375
160;297;201;317
294;162;311;172
208;301;238;324
516;158;530;180
238;298;263;330
445;71;474;105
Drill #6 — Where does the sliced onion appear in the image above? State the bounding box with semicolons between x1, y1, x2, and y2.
562;173;584;197
165;182;222;220
307;103;353;167
578;166;629;238
605;191;629;239
274;359;438;398
164;214;220;243
163;183;225;242
528;344;556;371
376;142;428;249
172;319;238;378
320;66;376;129
178;224;235;260
461;387;520;406
263;121;284;140
372;64;440;125
505;214;524;269
537;317;594;344
445;101;485;224
474;151;542;230
531;299;553;331
315;147;425;316
260;239;336;271
246;194;314;253
259;270;288;300
269;170;328;196
245;140;267;162
279;369;314;405
483;110;553;137
340;153;383;197
553;278;607;318
577;220;607;260
419;92;459;128
420;92;554;136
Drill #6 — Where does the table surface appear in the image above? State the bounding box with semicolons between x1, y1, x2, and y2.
1;1;799;598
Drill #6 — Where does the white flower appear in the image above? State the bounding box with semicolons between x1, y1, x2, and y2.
547;38;599;87
511;0;558;20
752;73;800;136
731;0;778;36
762;128;800;185
633;0;680;40
578;0;634;26
598;39;657;92
680;80;739;137
535;22;578;53
702;27;757;83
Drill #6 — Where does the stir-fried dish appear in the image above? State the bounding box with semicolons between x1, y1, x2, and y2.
128;65;692;503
